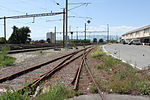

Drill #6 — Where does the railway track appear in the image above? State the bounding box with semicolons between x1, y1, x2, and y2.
0;47;90;91
0;46;106;100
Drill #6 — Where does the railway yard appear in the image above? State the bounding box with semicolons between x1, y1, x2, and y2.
0;44;150;100
0;0;150;99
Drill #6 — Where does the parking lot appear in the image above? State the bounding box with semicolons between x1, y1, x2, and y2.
103;44;150;69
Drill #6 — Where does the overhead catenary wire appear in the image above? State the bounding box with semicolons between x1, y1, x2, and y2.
68;3;91;11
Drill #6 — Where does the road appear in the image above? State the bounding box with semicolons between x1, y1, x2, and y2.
69;94;150;100
103;44;150;69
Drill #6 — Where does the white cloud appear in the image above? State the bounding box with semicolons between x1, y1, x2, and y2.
110;25;138;36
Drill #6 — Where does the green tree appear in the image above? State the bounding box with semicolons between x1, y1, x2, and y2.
8;26;31;44
93;38;97;43
47;38;51;43
99;38;104;43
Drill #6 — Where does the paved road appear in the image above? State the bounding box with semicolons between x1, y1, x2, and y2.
103;44;150;69
69;94;150;100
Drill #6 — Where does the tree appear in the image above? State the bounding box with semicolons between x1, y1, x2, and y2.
93;38;97;43
47;38;51;43
8;26;31;44
99;38;104;43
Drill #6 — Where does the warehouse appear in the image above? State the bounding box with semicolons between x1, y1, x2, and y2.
122;25;150;44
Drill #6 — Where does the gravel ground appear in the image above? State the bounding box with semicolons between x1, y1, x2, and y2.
0;46;87;91
0;47;84;77
41;48;94;95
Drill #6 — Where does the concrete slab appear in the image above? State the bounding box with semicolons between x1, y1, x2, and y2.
69;94;150;100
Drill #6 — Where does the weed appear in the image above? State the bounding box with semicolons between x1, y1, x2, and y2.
89;83;98;93
110;80;132;94
97;65;104;69
136;81;150;95
91;48;105;58
0;46;16;67
39;51;44;55
91;46;150;96
36;83;69;100
0;87;30;100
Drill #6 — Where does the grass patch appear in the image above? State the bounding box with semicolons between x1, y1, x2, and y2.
34;83;82;100
1;83;82;100
91;46;150;96
89;83;98;93
91;48;105;58
0;46;16;67
0;87;30;100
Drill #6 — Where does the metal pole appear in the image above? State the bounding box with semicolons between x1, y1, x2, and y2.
55;26;56;44
85;23;86;40
76;27;78;40
4;16;6;40
65;0;68;49
63;8;65;48
107;24;109;42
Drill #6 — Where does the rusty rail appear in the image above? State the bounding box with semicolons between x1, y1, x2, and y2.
84;57;106;100
17;47;93;94
0;46;91;83
71;47;106;100
72;48;93;90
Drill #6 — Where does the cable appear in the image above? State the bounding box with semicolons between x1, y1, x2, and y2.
0;4;24;13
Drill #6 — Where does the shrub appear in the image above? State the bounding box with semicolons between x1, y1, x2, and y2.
73;39;90;43
93;38;97;43
99;39;104;43
39;40;45;43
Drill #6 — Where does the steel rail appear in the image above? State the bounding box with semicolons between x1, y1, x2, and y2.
72;47;93;90
31;48;92;87
0;46;91;83
17;47;92;94
84;57;106;100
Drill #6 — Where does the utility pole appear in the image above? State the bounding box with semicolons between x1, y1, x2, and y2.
55;26;56;45
63;8;65;48
107;24;109;42
85;23;86;40
4;16;6;40
66;0;68;49
76;27;78;40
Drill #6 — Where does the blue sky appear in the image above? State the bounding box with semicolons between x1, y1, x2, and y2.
0;0;149;40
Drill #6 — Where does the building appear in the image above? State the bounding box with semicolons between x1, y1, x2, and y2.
122;25;150;43
46;32;56;43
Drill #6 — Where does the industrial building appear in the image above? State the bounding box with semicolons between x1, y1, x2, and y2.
46;32;56;43
122;25;150;43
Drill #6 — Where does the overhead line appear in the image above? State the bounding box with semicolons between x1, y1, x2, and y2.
0;12;63;19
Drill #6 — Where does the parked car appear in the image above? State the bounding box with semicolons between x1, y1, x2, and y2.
128;39;141;45
122;40;130;44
